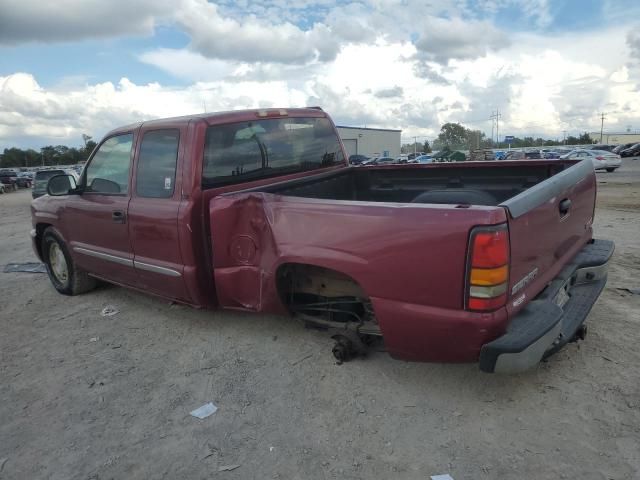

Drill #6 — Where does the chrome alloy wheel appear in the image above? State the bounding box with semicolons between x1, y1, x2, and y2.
49;242;69;284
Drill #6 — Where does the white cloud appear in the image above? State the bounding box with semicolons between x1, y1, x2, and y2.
0;73;309;148
1;5;640;148
138;49;238;82
375;86;404;99
414;17;510;64
174;0;340;64
470;0;552;27
628;29;640;62
0;0;515;67
0;0;171;44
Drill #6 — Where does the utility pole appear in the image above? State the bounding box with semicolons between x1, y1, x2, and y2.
413;136;418;155
489;111;496;144
562;130;567;145
490;110;502;146
600;112;606;143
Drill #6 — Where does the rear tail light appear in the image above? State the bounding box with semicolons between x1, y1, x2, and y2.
595;156;605;161
466;224;509;312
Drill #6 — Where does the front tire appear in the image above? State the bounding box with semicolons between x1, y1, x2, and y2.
42;227;97;295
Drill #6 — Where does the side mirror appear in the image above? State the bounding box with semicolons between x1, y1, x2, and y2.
47;174;77;196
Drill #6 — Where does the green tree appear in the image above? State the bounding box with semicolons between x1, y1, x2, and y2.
578;132;593;144
82;140;97;160
422;140;432;153
437;123;468;149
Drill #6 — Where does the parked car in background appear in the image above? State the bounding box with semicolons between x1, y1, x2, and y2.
0;170;20;191
560;149;621;172
502;151;525;160
500;150;545;161
553;148;573;156
588;144;616;152
348;154;369;165
407;152;424;161
612;143;636;154
15;172;33;188
543;151;561;159
362;156;396;165
33;169;78;199
0;183;6;194
524;150;542;159
411;154;433;163
619;143;640;158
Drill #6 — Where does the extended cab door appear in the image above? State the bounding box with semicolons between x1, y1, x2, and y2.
127;127;189;302
63;132;138;285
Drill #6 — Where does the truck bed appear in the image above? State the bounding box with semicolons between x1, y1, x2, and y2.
209;159;598;365
247;160;570;206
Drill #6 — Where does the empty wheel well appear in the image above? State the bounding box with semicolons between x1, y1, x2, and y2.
276;263;378;332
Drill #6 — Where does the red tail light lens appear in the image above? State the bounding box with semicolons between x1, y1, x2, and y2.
469;229;509;268
467;224;510;312
595;156;605;161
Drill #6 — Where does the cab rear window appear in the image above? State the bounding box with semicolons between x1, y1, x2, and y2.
202;117;344;188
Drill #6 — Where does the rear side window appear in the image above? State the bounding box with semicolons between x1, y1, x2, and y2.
202;117;344;188
136;130;180;198
85;134;133;194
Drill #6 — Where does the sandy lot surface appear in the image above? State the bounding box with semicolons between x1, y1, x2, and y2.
1;160;639;480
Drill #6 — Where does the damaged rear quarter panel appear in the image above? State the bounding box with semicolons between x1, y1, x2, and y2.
209;192;508;317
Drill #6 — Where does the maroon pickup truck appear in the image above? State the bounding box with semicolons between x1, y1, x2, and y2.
31;108;613;373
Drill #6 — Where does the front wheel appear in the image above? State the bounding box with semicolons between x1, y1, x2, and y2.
42;227;97;295
606;168;616;172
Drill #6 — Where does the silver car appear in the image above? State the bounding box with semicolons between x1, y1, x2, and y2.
560;149;621;172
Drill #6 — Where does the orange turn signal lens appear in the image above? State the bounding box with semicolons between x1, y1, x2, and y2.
470;265;509;286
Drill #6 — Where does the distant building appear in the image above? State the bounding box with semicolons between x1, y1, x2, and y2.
589;132;640;144
336;126;401;159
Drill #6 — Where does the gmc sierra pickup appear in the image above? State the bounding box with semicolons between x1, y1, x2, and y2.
31;108;613;373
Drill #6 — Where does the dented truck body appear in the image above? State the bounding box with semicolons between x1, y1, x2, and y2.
31;108;613;372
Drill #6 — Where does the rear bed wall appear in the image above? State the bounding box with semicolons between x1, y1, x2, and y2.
252;162;568;205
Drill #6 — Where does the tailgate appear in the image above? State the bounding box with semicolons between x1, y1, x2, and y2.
501;160;596;313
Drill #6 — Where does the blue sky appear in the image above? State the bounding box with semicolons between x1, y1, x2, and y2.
0;27;189;87
1;0;639;149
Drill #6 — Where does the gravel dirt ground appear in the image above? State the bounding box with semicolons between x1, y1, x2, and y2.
1;160;639;480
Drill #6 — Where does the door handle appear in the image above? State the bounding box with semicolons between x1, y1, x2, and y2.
112;210;126;223
559;198;571;215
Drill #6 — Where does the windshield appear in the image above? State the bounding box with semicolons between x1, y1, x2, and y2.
202;116;344;188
